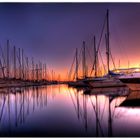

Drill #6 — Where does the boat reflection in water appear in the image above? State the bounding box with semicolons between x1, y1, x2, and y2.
0;84;140;137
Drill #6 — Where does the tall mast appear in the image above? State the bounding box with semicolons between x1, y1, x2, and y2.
18;48;21;79
43;64;45;80
75;48;78;80
13;46;16;79
36;64;38;81
106;9;110;75
32;57;34;81
82;41;86;79
7;40;10;78
43;63;46;80
94;36;97;77
39;61;42;81
0;58;5;78
45;64;47;81
26;57;29;80
22;48;24;80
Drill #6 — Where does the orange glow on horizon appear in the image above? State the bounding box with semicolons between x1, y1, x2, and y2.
49;57;140;81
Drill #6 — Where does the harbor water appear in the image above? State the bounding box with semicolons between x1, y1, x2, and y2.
0;84;139;137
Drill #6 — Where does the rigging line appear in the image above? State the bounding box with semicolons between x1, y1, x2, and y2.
26;91;33;113
87;43;94;62
99;49;107;74
73;46;83;80
111;20;130;63
86;45;94;73
97;14;107;55
69;88;86;124
89;37;96;76
90;97;104;137
114;105;127;119
82;95;87;130
90;48;107;76
112;98;118;119
72;46;83;80
89;38;95;76
68;51;76;80
18;91;28;123
73;90;86;123
68;89;77;115
17;92;26;123
16;49;22;76
0;96;6;123
110;50;116;70
1;97;7;126
90;15;107;75
100;97;107;122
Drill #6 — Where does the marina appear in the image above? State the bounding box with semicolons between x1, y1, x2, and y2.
0;3;140;137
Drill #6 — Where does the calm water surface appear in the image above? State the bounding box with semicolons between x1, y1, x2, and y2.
0;84;139;137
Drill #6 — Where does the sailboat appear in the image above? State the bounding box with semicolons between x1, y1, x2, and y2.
68;43;89;88
118;69;140;83
87;10;126;89
109;66;140;84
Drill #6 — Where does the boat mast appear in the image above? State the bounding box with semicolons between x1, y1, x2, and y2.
45;64;47;80
7;40;10;79
36;64;38;81
39;61;42;81
22;48;24;80
75;48;78;80
13;46;16;79
18;48;21;79
32;57;34;81
106;9;110;75
0;58;5;78
94;36;97;77
82;41;86;79
26;57;29;80
39;62;42;81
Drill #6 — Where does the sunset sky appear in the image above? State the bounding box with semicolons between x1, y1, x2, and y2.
0;3;140;80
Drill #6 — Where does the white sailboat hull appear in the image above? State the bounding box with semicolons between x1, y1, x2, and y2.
89;78;126;88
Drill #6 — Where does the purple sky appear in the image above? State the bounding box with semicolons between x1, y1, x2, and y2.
0;3;140;79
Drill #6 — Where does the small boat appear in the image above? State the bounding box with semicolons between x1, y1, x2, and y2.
108;71;140;90
88;78;126;88
111;68;140;83
119;72;140;83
